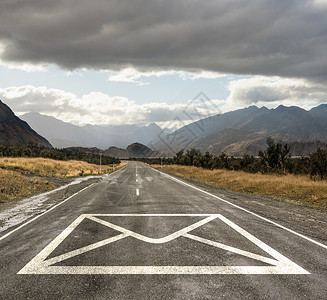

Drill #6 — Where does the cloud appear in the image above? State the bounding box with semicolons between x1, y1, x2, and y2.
0;1;326;82
108;68;225;85
0;85;223;128
108;68;175;85
180;71;227;80
313;0;327;8
227;76;327;106
0;44;47;72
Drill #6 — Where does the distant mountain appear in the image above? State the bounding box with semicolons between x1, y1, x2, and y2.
20;112;89;148
14;103;327;156
67;143;158;158
103;146;127;158
21;112;162;149
0;100;52;148
194;128;271;156
310;104;327;128
65;147;102;156
157;104;327;156
104;143;158;158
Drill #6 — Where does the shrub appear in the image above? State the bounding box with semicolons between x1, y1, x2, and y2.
310;148;327;179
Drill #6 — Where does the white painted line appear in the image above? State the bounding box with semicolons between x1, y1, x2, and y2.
87;215;218;244
16;265;310;275
136;189;139;196
45;233;128;266
184;234;278;266
86;213;217;216
18;214;309;274
0;184;96;242
152;167;327;250
136;179;138;183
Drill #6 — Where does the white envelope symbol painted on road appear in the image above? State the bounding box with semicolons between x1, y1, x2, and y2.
18;214;309;275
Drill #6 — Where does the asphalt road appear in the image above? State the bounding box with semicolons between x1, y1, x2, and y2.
0;162;327;299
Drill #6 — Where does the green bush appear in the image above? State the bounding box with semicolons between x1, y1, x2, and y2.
0;144;120;165
310;148;327;179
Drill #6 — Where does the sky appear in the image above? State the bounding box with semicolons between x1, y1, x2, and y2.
0;0;327;129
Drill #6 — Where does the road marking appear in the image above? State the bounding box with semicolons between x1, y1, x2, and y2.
136;189;139;196
86;215;218;244
0;184;96;242
45;234;128;266
18;214;309;275
153;167;327;250
184;234;277;266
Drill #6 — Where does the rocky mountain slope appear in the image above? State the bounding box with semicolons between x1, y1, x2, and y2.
0;100;52;148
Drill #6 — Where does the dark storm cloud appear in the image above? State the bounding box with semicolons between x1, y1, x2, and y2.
1;0;327;81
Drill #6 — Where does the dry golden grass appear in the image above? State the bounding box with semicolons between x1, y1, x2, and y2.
0;158;127;203
0;157;127;178
152;165;327;209
0;168;54;203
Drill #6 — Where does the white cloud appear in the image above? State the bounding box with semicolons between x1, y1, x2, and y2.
313;0;327;8
108;68;226;85
108;68;151;85
227;76;327;107
0;85;223;128
179;71;227;80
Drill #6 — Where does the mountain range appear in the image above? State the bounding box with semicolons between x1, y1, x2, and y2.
21;112;162;149
2;98;327;157
157;104;327;156
0;100;52;148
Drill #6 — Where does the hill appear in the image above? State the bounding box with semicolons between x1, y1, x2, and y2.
66;143;158;158
104;143;159;158
0;100;52;148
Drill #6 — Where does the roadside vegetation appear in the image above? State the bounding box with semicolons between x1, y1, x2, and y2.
0;155;127;203
141;138;327;180
0;157;125;178
0;144;120;165
152;165;327;209
0;168;54;203
144;139;327;209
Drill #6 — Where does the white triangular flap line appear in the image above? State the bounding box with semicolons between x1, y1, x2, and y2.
46;214;280;267
45;233;128;266
46;214;279;265
86;215;218;244
48;214;278;266
217;214;308;272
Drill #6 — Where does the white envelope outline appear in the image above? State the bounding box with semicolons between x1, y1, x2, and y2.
18;214;309;275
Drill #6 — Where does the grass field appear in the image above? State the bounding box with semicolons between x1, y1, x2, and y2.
152;164;327;209
0;157;127;203
0;168;54;203
0;157;126;177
